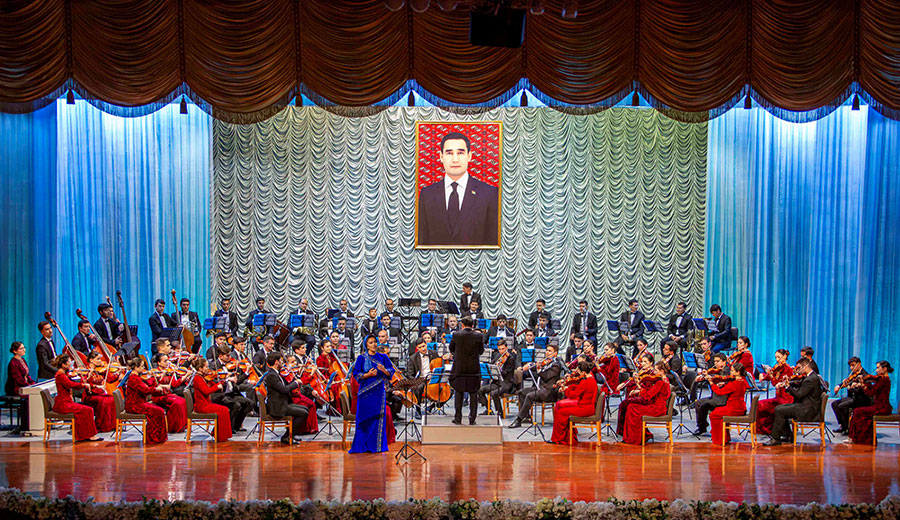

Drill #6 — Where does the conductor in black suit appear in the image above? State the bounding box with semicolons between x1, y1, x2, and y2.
766;358;823;445
448;316;485;425
417;132;500;247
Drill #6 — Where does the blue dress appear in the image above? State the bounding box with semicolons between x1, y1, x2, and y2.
349;351;395;454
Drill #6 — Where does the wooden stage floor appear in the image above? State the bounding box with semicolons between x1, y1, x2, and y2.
1;440;898;505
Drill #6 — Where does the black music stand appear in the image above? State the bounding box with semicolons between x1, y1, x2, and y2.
398;298;422;308
516;362;548;441
394;376;427;464
476;318;491;331
669;371;698;437
311;372;343;439
437;301;459;315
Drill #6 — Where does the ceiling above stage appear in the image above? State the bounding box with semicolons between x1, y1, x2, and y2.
1;0;899;123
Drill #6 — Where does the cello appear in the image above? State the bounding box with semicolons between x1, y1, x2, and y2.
424;356;451;404
75;308;114;363
44;312;88;368
171;289;196;352
114;291;141;360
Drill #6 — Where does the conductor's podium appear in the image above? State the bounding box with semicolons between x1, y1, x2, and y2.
420;414;503;445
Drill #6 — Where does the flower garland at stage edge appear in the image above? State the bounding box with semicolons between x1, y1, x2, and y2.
0;489;899;520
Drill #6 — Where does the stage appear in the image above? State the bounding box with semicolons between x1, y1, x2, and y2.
1;439;898;505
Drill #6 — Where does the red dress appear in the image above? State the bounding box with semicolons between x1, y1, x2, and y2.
550;376;598;445
125;374;168;444
317;352;347;413
849;376;893;444
52;371;98;441
709;378;748;445
732;351;754;375
597;355;620;395
80;370;118;432
621;378;670;444
192;376;233;441
148;374;187;433
756;363;793;434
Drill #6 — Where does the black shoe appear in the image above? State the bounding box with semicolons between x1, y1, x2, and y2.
292;435;304;443
280;436;292;445
692;429;705;436
451;418;462;425
764;439;783;446
236;427;247;432
469;419;476;425
509;418;523;428
833;427;846;434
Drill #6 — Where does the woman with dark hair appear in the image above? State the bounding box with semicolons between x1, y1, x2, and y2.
6;342;35;396
190;357;233;442
620;360;671;444
756;349;793;434
348;335;395;453
50;354;101;442
549;360;598;445
146;353;187;434
596;342;620;395
80;351;119;432
709;362;749;445
125;357;169;444
847;361;894;445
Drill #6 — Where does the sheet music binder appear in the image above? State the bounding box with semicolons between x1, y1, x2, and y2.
643;320;664;333
521;348;536;364
617;353;636;372
289;314;316;328
437;301;459;315
252;313;277;327
606;320;619;332
203;317;227;330
487;336;502;349
534;337;549;349
476;318;491;330
692;318;709;331
380;317;401;329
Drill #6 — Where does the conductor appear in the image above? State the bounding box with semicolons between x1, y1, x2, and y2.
449;316;485;425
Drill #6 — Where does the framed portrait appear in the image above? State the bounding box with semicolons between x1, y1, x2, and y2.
414;121;502;249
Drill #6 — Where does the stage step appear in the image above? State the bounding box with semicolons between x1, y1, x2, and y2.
421;415;504;445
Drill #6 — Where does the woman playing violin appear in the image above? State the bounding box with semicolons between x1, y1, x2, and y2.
50;354;102;442
147;353;188;434
316;339;346;413
846;361;894;444
549;360;598;445
756;349;793;435
619;360;671;444
153;353;189;397
124;357;171;444
709;362;749;445
595;342;620;395
79;351;121;432
189;357;233;442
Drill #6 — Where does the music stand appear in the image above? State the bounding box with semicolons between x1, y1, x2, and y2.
311;372;343;440
693;318;711;333
289;314;316;329
437;301;459;315
394;376;428;463
203;317;226;331
516;361;548;441
534;337;549;349
683;352;707;370
550;318;562;331
252;314;277;328
476;319;491;330
487;337;501;350
643;320;665;337
616;353;636;373
419;314;445;329
398;298;421;307
669;370;697;437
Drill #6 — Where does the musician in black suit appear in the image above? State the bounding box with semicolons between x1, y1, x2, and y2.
262;351;308;444
71;320;94;356
94;303;122;350
477;339;517;417
360;308;380;338
528;299;550;329
149;299;176;355
662;302;692;352
766;358;824;445
405;338;447;408
448;317;485;425
461;300;484;322
172;297;203;354
213;297;240;336
35;321;58;379
534;314;556;339
485;314;515;344
245;297;269;328
708;304;733;353
570;300;598;346
333;318;355;357
377;314;401;341
208;343;253;432
441;315;462;343
290;298;317;350
337;299;354;319
509;344;562;428
831;357;871;434
417;299;441;337
417;132;500;247
381;298;401;318
800;346;820;374
615;299;645;356
661;341;683;387
459;283;482;314
252;335;277;374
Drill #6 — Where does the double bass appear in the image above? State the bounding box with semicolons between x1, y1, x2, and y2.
170;289;196;352
44;312;88;368
114;291;141;360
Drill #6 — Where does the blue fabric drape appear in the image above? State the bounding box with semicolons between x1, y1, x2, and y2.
0;101;210;389
707;105;900;407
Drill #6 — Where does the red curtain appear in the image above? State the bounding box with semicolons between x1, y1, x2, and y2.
1;0;898;121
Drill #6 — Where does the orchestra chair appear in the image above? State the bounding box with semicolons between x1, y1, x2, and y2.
791;392;830;445
40;389;75;443
641;393;677;446
568;392;606;444
872;405;900;446
485;391;516;418
113;389;148;443
184;391;217;443
255;389;292;444
0;394;26;433
339;390;355;444
723;395;760;447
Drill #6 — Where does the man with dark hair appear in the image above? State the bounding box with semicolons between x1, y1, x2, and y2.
253;335;277;373
71;319;95;356
149;298;176;354
291;297;317;350
263;351;307;444
172;297;202;353
35;320;57;379
461;300;484;322
378;314;401;342
95;303;122;350
509;344;562;428
360;308;380;338
214;297;239;336
800;346;820;374
570;300;598;347
460;283;482;314
381;298;401;318
417;131;500;246
528;299;550;329
616;299;645;356
448;316;485;424
210;343;253;432
662;302;692;351
831;357;871;434
535;313;555;339
477;339;517;417
245;297;268;328
708;304;734;353
766;358;824;445
485;314;515;344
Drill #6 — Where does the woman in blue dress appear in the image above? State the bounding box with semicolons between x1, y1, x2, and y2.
349;335;395;453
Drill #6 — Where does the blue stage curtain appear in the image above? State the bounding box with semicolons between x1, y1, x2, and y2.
0;101;210;388
707;105;900;406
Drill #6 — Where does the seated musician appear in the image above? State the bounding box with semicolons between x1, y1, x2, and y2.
534;313;555;339
252;335;277;374
50;354;101;442
376;329;398;365
378;342;405;421
708;362;749;445
799;346;820;374
831;356;870;435
71;319;95;356
527;299;550;329
153;352;187;398
333;318;355;357
683;336;713;402
213;297;240;336
564;333;585;363
549;359;598;445
378;314;401;342
36;320;58;380
315;339;346;413
283;341;320;435
595;342;620;395
210;344;253;433
517;329;537;365
661;302;692;351
94;303;122;350
291;298;317;350
729;336;754;375
615;299;645;357
145;356;188;434
405;338;448;415
461;300;484;322
80;351;120;433
360;308;380;338
617;359;671;444
189;356;233;441
288;339;312;367
230;336;251;362
477;339;517;417
149;299;176;353
765;358;823;445
570;300;599;348
125;357;169;444
263;351;308;444
631;338;650;367
845;361;894;445
417;299;440;337
509;344;562;428
172;297;203;354
381;298;401;318
707;304;734;353
485;314;515;344
337;299;354;319
757;348;794;435
245;297;269;329
566;335;595;371
6;342;36;398
661;341;682;387
206;332;230;360
691;353;730;437
441;315;461;343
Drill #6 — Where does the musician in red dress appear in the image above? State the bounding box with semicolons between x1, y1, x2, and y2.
147;354;188;433
846;361;894;445
709;363;749;445
125;357;170;444
316;339;347;413
728;336;755;375
550;360;598;445
614;352;655;438
756;349;793;434
50;354;101;442
620;361;671;444
190;357;233;441
79;351;121;432
596;342;620;395
5;341;35;396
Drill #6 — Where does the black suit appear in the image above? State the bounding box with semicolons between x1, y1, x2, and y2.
484;326;515;344
832;369;872;431
149;311;175;345
461;310;484;323
171;310;203;353
570;311;598;343
515;358;562;420
94;317;121;348
534;326;556;339
417;175;499;246
209;356;253;431
252;348;272;374
380;310;401;319
290;309;317;350
709;314;734;352
71;332;92;356
459;291;482;314
661;312;693;351
771;373;824;441
449;328;485;422
213;309;239;336
35;337;58;379
360;318;380;338
615;310;645;356
263;368;308;441
246;308;271;328
477;349;517;416
528;310;551;329
405;350;441;404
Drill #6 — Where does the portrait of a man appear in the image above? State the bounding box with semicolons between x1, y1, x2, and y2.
415;123;501;248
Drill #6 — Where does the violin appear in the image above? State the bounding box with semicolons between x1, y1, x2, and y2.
555;372;589;391
835;367;863;393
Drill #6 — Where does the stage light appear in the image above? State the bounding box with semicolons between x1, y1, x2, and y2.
408;91;415;106
529;0;545;15
631;91;639;106
384;0;405;11
520;91;528;107
562;0;578;18
295;93;303;107
744;95;752;109
410;0;430;13
180;96;188;114
66;90;75;104
852;94;860;111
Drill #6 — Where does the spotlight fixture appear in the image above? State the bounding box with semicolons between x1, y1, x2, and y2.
744;95;752;109
408;91;415;106
852;94;860;111
66;89;75;104
180;96;188;114
631;91;639;106
561;0;578;19
520;91;528;107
